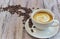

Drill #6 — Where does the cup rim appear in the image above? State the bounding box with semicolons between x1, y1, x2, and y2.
31;9;55;24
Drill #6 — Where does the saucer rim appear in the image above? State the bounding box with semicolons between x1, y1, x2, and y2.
25;19;59;38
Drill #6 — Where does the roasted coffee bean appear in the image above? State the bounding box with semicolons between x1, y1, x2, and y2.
33;26;36;28
21;7;32;14
31;29;34;32
10;11;15;14
3;7;8;11
23;27;25;29
29;19;33;28
15;5;20;9
26;8;32;13
32;7;34;9
16;11;20;14
23;14;30;21
19;13;26;16
22;19;24;22
37;8;39;9
16;11;22;15
22;21;25;24
9;12;15;14
21;7;27;10
23;22;25;24
18;9;26;13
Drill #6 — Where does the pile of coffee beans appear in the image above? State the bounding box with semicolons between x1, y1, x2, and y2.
2;5;32;25
2;5;37;33
3;5;32;15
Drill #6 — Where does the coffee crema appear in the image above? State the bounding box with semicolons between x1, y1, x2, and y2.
33;12;53;23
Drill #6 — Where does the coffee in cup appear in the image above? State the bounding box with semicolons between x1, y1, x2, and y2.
33;10;53;24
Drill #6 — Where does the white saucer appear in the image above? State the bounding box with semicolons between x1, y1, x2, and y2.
25;19;59;38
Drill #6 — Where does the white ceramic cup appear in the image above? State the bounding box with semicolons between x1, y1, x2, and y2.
31;9;59;30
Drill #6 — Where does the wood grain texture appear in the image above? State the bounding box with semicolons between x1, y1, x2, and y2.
15;16;23;39
0;11;7;39
0;0;60;39
27;0;44;9
1;11;24;39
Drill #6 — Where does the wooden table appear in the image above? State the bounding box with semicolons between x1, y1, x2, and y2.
0;0;60;39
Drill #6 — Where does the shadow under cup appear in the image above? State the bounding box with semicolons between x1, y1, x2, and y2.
31;9;54;30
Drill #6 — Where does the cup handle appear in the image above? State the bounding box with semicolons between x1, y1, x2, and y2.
52;19;59;27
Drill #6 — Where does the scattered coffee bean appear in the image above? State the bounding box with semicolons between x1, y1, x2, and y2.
23;27;25;29
32;7;34;9
37;8;39;9
23;22;25;24
22;19;24;21
33;26;36;28
31;29;34;32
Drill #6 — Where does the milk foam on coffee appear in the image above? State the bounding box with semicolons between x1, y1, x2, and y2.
33;12;53;23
